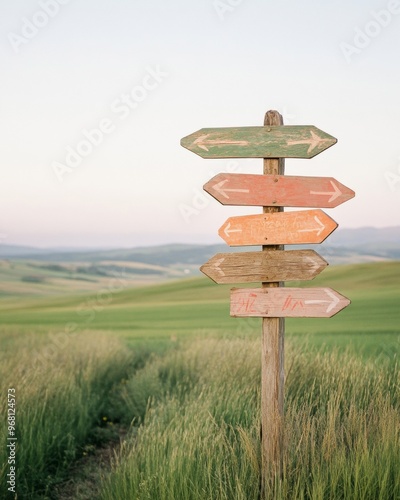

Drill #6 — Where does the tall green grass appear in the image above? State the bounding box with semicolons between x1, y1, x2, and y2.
0;331;136;498
101;338;400;500
1;262;399;498
101;339;261;500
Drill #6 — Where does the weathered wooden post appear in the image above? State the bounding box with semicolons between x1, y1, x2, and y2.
261;110;285;489
181;110;355;496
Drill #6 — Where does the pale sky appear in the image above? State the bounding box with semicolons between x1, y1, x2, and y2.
1;0;399;248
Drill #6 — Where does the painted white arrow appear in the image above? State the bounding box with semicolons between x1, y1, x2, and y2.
305;256;321;274
210;257;225;277
212;179;250;200
310;180;342;203
305;288;340;313
286;130;331;154
224;222;242;238
194;134;249;152
298;216;325;236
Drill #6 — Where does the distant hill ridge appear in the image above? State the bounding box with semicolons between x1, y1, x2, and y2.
1;226;400;266
323;226;400;246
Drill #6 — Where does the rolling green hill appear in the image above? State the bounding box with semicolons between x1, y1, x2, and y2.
1;261;399;357
0;258;191;298
2;226;400;267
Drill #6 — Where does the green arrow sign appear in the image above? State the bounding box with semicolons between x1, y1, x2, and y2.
181;125;337;159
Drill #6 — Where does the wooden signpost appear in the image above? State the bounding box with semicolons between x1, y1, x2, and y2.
230;287;350;318
181;110;354;496
204;173;355;208
181;125;337;158
201;249;328;284
218;209;338;246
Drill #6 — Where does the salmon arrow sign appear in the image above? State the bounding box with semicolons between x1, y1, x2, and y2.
200;249;328;284
204;174;355;208
219;209;337;246
180;125;337;159
230;287;350;318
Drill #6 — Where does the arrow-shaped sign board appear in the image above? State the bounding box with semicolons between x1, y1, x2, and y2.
181;125;337;159
231;287;350;318
204;174;355;208
219;209;337;246
201;250;328;284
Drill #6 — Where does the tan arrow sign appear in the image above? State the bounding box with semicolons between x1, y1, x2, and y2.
204;174;355;208
181;125;337;159
219;209;338;246
201;250;328;284
230;287;350;318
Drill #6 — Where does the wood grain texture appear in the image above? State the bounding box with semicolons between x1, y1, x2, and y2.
180;125;337;159
231;287;351;318
261;110;285;489
204;173;355;208
219;209;338;246
200;249;328;284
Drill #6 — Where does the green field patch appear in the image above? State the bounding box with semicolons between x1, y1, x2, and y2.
1;262;399;350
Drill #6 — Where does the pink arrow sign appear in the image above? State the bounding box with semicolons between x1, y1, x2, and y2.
204;174;355;208
230;287;350;318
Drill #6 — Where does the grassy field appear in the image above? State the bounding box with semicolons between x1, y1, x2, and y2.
1;260;399;352
100;339;400;500
0;260;399;498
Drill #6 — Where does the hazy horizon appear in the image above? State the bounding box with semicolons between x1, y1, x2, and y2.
1;224;399;250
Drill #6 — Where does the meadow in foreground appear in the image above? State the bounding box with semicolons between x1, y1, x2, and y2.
2;332;398;499
0;261;399;498
0;331;142;498
100;338;400;500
